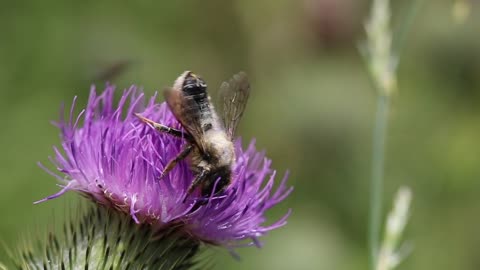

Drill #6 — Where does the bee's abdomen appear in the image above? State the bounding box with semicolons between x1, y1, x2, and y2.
181;73;220;132
188;96;215;132
182;73;208;99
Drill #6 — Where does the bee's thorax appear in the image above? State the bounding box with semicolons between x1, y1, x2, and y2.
188;130;235;196
204;130;235;166
190;131;235;169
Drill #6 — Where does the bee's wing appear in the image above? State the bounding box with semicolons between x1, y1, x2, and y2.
164;87;207;151
219;72;250;139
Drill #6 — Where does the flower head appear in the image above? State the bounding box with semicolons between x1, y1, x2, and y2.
38;85;292;249
13;205;200;270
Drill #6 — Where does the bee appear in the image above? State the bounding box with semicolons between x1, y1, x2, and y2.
135;71;250;198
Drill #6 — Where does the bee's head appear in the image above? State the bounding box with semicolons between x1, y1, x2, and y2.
174;71;207;95
201;166;232;197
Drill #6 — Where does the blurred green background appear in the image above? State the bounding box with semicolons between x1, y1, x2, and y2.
1;0;480;269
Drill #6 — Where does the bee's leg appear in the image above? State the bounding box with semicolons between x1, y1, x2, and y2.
135;113;193;141
183;169;208;203
160;144;194;179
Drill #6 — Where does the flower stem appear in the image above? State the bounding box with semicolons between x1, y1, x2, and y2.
369;94;390;269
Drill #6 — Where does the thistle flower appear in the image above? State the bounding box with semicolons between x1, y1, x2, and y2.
37;85;292;250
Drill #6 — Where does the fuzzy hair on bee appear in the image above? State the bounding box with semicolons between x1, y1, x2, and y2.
135;71;250;200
